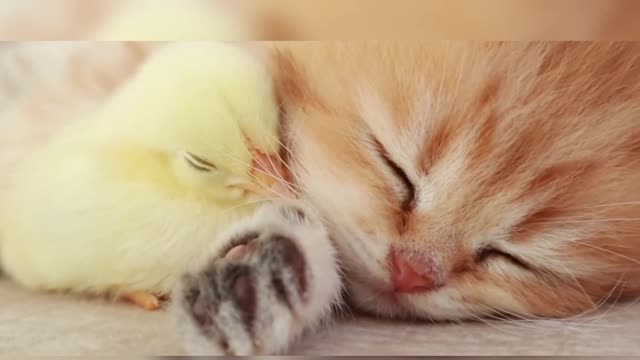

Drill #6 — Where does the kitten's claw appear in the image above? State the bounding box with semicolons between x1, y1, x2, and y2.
173;202;342;355
123;291;161;310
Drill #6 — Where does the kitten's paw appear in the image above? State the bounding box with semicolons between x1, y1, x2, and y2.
173;202;342;355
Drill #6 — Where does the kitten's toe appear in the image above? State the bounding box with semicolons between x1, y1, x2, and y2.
177;263;258;356
259;234;309;314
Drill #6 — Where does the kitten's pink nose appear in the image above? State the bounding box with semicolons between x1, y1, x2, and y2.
390;248;439;293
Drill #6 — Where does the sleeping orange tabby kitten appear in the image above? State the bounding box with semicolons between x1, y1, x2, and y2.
174;42;640;355
2;42;640;355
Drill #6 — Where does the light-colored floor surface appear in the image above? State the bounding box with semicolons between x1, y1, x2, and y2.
1;278;639;356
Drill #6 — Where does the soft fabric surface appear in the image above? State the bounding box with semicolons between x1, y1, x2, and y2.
0;278;638;355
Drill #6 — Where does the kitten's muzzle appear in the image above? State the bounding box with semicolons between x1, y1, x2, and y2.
389;246;442;294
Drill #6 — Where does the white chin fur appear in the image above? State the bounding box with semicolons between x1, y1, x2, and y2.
346;276;479;321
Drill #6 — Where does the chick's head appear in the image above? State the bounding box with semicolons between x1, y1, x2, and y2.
100;42;282;204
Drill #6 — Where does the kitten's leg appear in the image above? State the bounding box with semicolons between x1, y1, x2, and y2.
172;202;342;356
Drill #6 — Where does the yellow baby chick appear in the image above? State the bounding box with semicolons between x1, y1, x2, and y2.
0;42;282;310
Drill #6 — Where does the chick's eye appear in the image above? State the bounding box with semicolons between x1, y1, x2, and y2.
184;152;217;172
475;246;532;270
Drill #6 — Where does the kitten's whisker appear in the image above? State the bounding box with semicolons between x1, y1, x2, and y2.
554;263;596;309
476;311;537;330
484;306;608;333
465;312;518;335
268;133;301;180
564;239;640;266
263;140;301;197
218;150;299;197
564;201;640;211
462;305;547;333
216;198;280;216
257;96;308;180
592;278;627;322
268;128;307;173
528;217;640;225
562;274;628;330
244;168;288;199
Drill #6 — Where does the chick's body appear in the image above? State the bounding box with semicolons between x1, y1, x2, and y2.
0;43;280;300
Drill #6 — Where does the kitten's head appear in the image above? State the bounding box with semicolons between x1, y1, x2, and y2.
270;42;640;320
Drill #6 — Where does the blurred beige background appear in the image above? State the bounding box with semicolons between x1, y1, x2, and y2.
0;0;639;40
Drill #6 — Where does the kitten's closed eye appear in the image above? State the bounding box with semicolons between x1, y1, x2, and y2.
475;246;533;271
370;136;416;211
